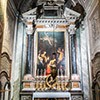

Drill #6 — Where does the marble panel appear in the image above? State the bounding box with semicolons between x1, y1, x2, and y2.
80;27;90;100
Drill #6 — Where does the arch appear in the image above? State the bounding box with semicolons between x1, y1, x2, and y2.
91;52;100;63
0;52;12;78
3;81;11;100
1;52;12;63
92;70;100;100
0;71;11;100
92;70;100;88
0;71;10;81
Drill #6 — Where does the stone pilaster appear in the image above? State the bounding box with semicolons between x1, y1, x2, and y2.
80;22;90;100
11;20;25;100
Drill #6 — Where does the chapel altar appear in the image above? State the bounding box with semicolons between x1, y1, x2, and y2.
20;1;83;100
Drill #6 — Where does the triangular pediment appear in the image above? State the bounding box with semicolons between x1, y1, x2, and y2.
22;8;37;17
64;7;80;22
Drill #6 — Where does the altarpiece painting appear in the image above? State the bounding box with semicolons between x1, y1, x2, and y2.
34;30;69;78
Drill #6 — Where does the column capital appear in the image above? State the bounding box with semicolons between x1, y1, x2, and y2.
26;20;36;35
26;24;33;35
68;24;76;35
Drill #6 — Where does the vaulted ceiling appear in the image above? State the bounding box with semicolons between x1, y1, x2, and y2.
12;0;85;14
13;0;37;13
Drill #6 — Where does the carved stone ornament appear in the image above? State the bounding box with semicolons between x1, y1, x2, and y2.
68;24;76;34
46;65;57;90
72;95;82;100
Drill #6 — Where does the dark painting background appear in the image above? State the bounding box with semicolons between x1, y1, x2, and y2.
38;31;64;57
37;31;65;75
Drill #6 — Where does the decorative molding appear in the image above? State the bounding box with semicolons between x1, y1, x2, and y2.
0;71;11;100
22;7;80;35
21;96;32;100
36;18;68;25
92;52;100;62
87;0;99;18
0;22;3;53
88;1;100;57
23;8;37;16
0;71;10;80
90;8;100;42
22;7;80;23
92;70;100;100
37;0;65;5
64;7;80;19
0;52;12;78
68;24;76;34
1;52;12;63
72;95;83;100
91;52;100;78
92;70;100;88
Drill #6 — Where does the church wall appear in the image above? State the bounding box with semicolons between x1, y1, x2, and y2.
79;0;98;11
86;0;100;82
1;2;15;59
0;0;28;99
75;0;100;100
0;0;18;99
0;9;15;77
0;0;6;67
87;0;100;59
76;22;90;100
89;1;100;100
83;0;100;99
87;0;100;77
0;0;4;55
77;0;100;98
0;0;16;75
11;21;27;100
80;22;90;100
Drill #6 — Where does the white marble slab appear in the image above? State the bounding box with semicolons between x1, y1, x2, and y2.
33;92;71;100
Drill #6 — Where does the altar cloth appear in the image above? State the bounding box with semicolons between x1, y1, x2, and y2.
33;92;71;100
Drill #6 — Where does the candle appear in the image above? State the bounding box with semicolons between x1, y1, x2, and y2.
41;69;43;76
44;69;46;76
37;69;39;76
58;69;59;76
61;69;62;76
65;69;66;76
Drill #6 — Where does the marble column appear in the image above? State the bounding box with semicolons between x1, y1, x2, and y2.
68;24;77;74
25;21;36;74
71;34;77;74
26;34;32;74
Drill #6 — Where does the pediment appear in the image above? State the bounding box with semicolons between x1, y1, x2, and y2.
64;7;80;22
22;8;37;20
22;6;80;24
